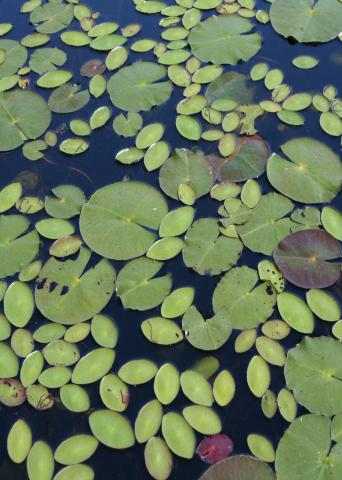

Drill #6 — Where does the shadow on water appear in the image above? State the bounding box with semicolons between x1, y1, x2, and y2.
0;0;341;478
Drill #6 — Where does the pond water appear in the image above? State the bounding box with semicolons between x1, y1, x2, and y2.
0;0;341;479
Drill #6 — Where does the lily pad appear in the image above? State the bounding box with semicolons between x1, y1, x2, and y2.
107;62;172;112
116;257;172;310
237;193;294;255
159;148;214;200
285;336;342;415
48;84;90;114
113;112;143;137
213;266;276;329
267;138;342;203
188;15;262;65
45;185;85;219
183;218;243;275
276;414;342;480
0;40;27;79
35;248;116;324
270;0;342;43
273;229;341;288
80;182;168;260
29;0;74;34
200;455;275;480
0;215;39;279
182;306;233;351
0;90;51;151
29;47;66;75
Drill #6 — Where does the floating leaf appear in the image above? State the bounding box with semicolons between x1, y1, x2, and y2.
285;336;342;415
276;414;342;480
80;59;106;77
213;266;276;330
0;215;39;279
29;1;74;34
270;0;342;43
107;62;172;112
273;229;341;288
183;218;242;275
35;248;116;324
48;84;90;114
113;112;143;137
80;182;168;260
182;306;233;351
196;435;234;465
117;257;171;310
159;148;214;200
200;455;275;480
267;138;342;203
188;15;262;65
29;47;66;74
0;40;27;79
0;90;51;151
89;410;135;449
292;55;319;69
45;185;85;219
237;193;294;255
59;138;89;155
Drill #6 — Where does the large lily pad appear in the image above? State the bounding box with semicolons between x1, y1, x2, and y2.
285;336;342;416
0;90;51;151
35;248;116;325
267;138;342;203
237;193;294;255
276;414;342;480
80;182;168;260
188;15;262;65
216;136;270;183
30;0;74;34
183;218;243;275
0;40;27;79
48;84;90;114
116;257;172;311
200;455;275;480
0;215;39;278
29;47;67;75
182;306;232;351
159;149;214;200
205;72;255;105
107;62;172;112
270;0;342;43
274;229;341;288
213;266;276;330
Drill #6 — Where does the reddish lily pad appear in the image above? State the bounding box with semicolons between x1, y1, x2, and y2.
80;59;106;78
274;229;341;289
200;455;275;480
196;434;234;465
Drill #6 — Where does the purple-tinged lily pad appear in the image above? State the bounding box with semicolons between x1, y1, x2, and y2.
200;455;275;480
196;434;234;464
274;229;341;289
80;59;106;77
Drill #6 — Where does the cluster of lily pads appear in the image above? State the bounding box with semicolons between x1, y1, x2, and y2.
0;0;342;479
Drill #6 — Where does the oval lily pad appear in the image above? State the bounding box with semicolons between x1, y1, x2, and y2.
89;409;135;449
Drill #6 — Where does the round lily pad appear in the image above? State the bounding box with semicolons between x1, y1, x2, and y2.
80;182;168;260
0;40;27;79
0;90;51;151
200;455;275;480
107;62;172;112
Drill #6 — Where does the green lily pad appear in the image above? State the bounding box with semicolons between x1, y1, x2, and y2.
107;62;172;112
80;182;168;260
183;218;243;275
182;306;233;350
113;112;143;137
37;69;72;88
22;139;47;161
273;229;341;289
270;0;342;43
0;40;27;79
59;138;89;155
237;193;294;255
48;84;90;114
45;185;85;219
35;248;116;324
200;455;275;480
60;30;91;47
116;257;172;310
267;138;342;203
0;215;39;279
285;336;342;415
35;218;74;239
292;55;319;69
213;266;276;330
29;0;74;34
276;414;342;480
0;90;51;151
159;148;214;200
188;15;262;65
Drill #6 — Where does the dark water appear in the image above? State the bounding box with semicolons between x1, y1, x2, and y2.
0;0;341;478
